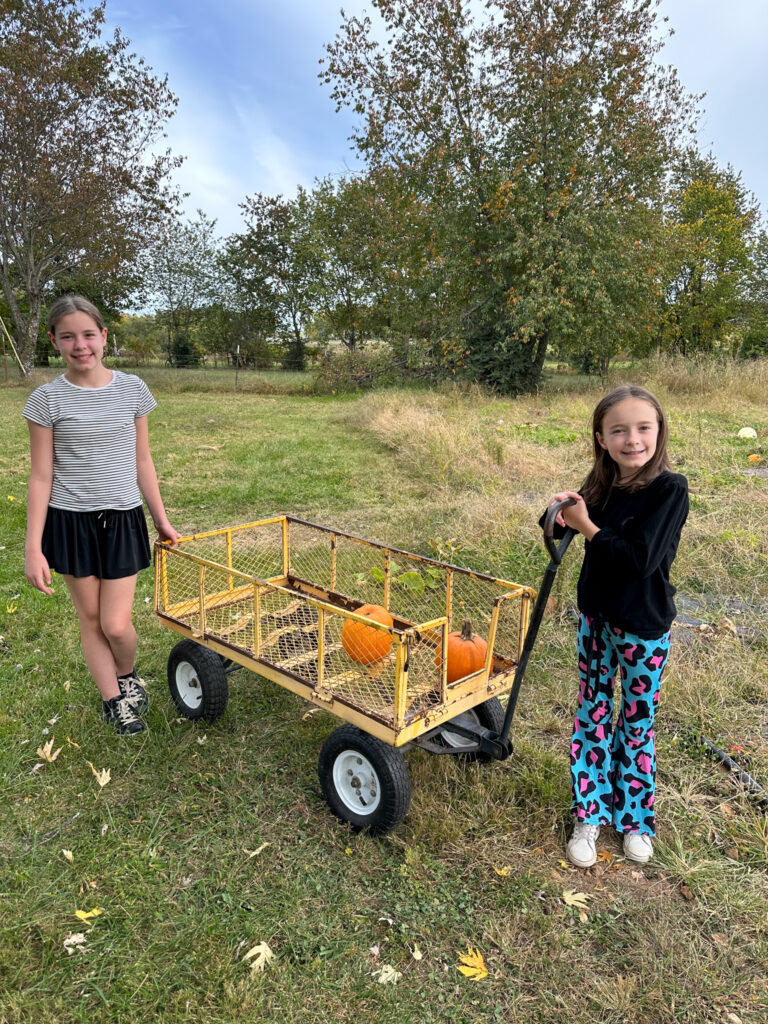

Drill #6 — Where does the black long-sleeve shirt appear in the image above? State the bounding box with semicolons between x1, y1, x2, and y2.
549;472;689;638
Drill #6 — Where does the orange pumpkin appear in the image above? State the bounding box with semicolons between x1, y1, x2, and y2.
341;603;394;665
435;619;488;683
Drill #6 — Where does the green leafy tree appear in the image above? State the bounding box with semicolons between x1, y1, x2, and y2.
236;190;319;371
740;228;768;357
0;0;180;371
661;152;760;355
114;314;161;365
322;0;695;392
309;176;384;351
148;210;219;366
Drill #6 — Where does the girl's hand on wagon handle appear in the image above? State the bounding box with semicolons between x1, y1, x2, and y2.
548;492;600;541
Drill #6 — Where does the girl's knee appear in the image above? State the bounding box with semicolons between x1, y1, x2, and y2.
100;615;135;647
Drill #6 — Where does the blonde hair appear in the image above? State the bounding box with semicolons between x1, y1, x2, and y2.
48;295;106;335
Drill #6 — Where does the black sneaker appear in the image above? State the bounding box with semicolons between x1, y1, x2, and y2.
117;671;149;715
101;694;144;735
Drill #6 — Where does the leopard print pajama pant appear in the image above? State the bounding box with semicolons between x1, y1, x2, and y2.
570;613;670;836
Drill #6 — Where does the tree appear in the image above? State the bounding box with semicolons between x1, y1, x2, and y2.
661;151;760;355
114;314;161;365
236;190;319;371
309;176;383;351
0;0;180;371
322;0;695;392
148;210;219;366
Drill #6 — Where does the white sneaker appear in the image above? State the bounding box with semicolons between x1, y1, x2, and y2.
623;833;653;864
566;822;600;868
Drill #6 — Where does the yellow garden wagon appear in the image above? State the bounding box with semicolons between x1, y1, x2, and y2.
154;509;574;835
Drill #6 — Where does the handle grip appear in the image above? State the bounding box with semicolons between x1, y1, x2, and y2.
543;497;577;564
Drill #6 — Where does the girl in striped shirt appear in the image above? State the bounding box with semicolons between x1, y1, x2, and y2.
23;296;179;735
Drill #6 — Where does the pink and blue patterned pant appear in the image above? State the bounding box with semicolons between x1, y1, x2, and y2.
570;613;670;836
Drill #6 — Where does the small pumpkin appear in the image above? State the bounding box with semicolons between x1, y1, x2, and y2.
341;603;394;665
435;619;488;683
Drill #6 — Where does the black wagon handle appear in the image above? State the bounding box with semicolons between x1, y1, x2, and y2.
543;497;578;565
488;496;579;751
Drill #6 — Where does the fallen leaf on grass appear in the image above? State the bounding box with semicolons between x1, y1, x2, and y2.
86;762;110;788
75;908;103;923
61;849;74;863
242;941;275;974
680;883;695;901
597;850;613;863
369;944;380;957
631;870;645;881
63;932;88;955
37;736;62;762
196;734;207;746
562;890;591;909
301;707;322;719
243;843;271;858
373;964;401;984
411;944;423;961
726;1014;743;1024
456;947;488;980
747;454;763;464
66;737;80;748
494;865;511;876
29;763;44;774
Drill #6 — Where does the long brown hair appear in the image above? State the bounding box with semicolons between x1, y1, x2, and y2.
581;385;671;506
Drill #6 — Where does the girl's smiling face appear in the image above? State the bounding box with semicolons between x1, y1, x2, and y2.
49;311;107;375
596;397;660;478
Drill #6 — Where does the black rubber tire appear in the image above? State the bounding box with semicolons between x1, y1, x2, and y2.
437;696;506;763
318;724;411;836
167;639;229;722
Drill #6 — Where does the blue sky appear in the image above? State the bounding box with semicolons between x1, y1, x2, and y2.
105;0;768;237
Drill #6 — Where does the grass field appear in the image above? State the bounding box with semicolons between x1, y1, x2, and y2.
1;360;767;1023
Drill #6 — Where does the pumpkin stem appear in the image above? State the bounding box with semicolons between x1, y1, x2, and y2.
460;619;474;641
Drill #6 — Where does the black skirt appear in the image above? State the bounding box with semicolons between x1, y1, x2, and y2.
42;505;152;579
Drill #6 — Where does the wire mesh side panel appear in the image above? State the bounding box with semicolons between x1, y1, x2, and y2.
179;520;285;582
403;632;443;717
285;520;335;592
449;573;520;666
493;591;529;672
159;550;203;633
321;610;398;721
257;587;326;684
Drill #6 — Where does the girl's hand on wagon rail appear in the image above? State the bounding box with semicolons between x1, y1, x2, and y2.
154;516;180;546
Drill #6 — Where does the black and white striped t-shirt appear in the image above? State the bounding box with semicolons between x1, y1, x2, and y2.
23;371;157;511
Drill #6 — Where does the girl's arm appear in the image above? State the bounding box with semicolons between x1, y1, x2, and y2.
25;422;54;594
135;415;179;545
588;476;689;577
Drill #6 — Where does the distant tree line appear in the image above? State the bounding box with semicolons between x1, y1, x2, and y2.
2;0;767;390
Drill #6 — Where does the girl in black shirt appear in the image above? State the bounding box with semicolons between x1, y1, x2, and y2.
546;385;688;869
